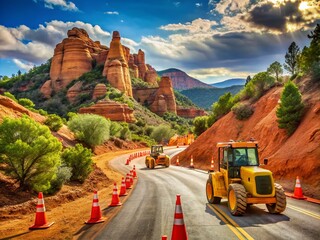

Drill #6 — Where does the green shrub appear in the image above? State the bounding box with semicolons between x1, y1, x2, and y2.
44;114;63;131
193;116;208;136
18;98;35;109
110;121;123;137
45;165;72;194
276;81;304;135
68;114;110;147
38;109;48;116
145;126;154;136
61;144;93;182
4;92;17;102
150;124;175;143
232;103;254;120
0;115;62;191
120;126;132;140
212;92;234;119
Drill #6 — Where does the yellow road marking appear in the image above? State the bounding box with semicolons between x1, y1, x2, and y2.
207;204;254;240
287;205;320;220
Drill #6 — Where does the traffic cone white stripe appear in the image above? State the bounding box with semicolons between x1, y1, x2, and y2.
92;202;99;207
36;207;45;212
174;218;185;225
37;198;44;204
175;205;182;214
113;190;118;194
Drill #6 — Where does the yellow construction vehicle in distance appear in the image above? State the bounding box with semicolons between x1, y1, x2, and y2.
206;140;286;216
145;145;170;169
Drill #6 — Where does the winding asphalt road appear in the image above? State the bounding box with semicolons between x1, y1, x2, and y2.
82;147;320;240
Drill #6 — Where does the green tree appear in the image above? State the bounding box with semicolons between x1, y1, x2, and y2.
245;75;251;86
61;144;93;182
150;124;175;143
276;81;304;135
267;61;283;82
44;114;63;131
0;115;62;191
284;42;300;75
193;116;208;136
68;114;110;147
251;72;275;98
212;92;234;119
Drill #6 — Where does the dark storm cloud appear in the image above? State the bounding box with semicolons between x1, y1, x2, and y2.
242;1;303;31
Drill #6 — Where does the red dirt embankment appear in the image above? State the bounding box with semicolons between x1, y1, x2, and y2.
173;79;320;199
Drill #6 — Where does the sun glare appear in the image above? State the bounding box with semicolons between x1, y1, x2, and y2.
299;1;310;11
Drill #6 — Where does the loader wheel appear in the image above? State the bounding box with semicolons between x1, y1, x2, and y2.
228;184;247;216
145;159;149;168
165;158;170;167
150;159;155;169
206;179;221;204
266;183;286;214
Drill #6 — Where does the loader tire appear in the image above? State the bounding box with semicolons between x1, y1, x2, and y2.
206;179;221;204
266;183;286;214
165;158;170;167
150;159;155;169
228;183;247;216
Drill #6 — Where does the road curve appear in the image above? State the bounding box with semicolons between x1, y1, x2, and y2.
85;147;320;240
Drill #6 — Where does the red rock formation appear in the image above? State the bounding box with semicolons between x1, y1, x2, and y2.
79;99;135;123
40;80;53;98
103;31;133;97
150;76;177;116
66;82;86;103
135;49;148;80
177;107;207;118
92;83;107;100
145;64;158;85
46;27;109;94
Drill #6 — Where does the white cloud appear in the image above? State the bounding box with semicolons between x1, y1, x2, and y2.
188;67;251;81
160;18;218;33
214;0;250;15
195;3;202;7
104;11;119;15
13;59;34;71
43;0;79;11
173;2;180;7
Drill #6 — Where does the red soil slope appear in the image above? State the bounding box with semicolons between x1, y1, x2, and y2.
173;81;320;198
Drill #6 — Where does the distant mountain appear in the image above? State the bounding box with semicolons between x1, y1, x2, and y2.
180;85;244;109
211;78;245;88
158;68;214;90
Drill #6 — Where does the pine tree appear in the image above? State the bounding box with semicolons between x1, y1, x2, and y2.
284;42;300;75
276;81;304;136
267;61;283;82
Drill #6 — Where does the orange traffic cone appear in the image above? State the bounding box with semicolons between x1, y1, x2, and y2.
29;192;54;229
85;190;105;224
129;170;134;186
132;165;137;178
109;182;122;207
119;177;128;196
171;194;188;240
189;155;194;168
293;176;307;200
162;235;168;240
125;173;132;189
209;157;214;172
176;156;180;166
125;158;130;165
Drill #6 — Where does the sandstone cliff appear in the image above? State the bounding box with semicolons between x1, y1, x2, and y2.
172;79;320;198
79;99;135;123
158;68;213;90
45;27;109;93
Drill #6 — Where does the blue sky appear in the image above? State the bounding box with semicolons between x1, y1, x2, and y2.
0;0;319;83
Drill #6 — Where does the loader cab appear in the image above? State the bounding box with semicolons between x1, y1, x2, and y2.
218;142;259;180
150;145;164;158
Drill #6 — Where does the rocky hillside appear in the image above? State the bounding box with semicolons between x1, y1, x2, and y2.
173;76;320;198
158;68;213;90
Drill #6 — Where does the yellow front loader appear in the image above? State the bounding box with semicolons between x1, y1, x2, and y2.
145;145;170;169
206;141;286;216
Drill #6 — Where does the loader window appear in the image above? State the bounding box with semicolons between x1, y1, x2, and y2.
222;148;233;168
233;148;259;166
